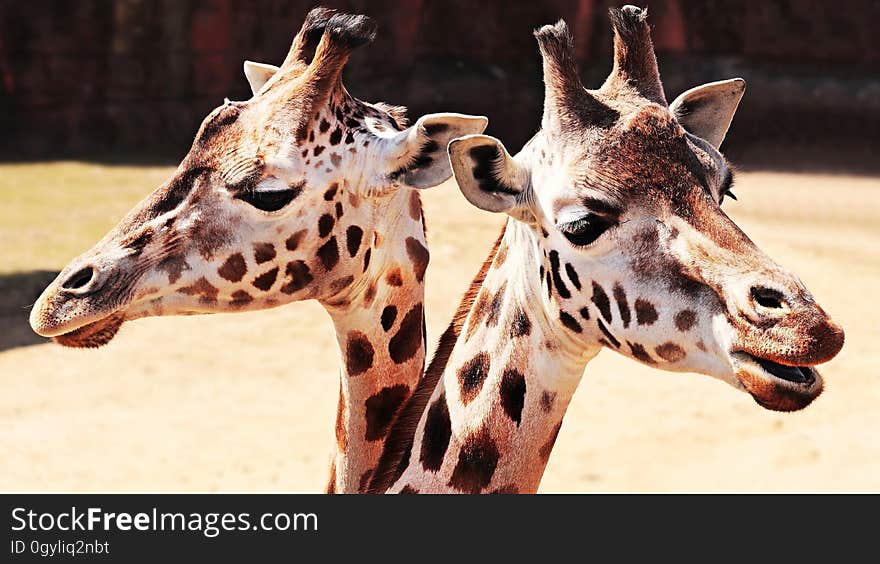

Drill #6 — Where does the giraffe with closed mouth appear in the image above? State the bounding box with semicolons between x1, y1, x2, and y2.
29;8;487;493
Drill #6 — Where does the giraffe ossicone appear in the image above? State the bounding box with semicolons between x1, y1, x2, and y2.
28;8;487;493
373;5;844;494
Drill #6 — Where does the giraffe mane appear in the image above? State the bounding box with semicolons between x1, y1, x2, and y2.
368;225;507;493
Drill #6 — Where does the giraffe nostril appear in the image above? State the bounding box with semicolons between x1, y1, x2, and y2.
750;286;786;310
62;266;95;290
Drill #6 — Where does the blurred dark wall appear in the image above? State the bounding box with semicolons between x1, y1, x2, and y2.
1;0;878;167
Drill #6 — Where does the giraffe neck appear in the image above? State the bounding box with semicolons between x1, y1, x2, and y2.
380;220;600;493
322;187;428;493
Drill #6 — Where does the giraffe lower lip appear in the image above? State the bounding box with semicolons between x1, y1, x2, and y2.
52;314;124;348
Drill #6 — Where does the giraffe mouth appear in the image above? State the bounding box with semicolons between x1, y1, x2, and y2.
51;313;125;348
730;352;823;412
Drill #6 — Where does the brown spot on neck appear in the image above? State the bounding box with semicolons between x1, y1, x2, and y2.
385;267;404;287
364;385;411;442
345;331;375;376
368;228;506;493
447;427;500;494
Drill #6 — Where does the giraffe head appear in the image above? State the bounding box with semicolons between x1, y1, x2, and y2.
449;6;843;412
30;8;486;348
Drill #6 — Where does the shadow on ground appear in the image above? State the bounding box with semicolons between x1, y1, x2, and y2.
0;270;58;352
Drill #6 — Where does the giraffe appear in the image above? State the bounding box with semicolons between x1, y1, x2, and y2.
28;8;487;493
370;6;845;494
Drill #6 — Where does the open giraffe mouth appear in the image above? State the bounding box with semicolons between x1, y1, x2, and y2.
748;355;816;385
730;352;823;412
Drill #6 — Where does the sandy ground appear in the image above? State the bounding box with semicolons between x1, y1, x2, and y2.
1;165;878;492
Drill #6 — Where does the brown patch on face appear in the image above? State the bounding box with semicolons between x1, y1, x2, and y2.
362;248;372;272
458;352;491;405
674;310;697;331
398;485;419;494
281;260;313;294
696;340;707;352
405;237;429;283
628;341;656;364
191;216;234;261
635;298;658;325
346;225;363;257
579;307;590;319
447;427;500;494
500;368;527;426
564;263;581;290
217;253;247;282
539;421;563;463
364;384;410;441
655;342;686;362
612;283;631;328
388;303;424;364
330;153;342;168
380;305;397;332
253;243;276;264
178;277;219;303
317;237;339;270
559;310;582;333
335;385;347;451
323;183;338;201
346;331;375;376
318;214;335;238
313;145;325;157
408;190;422;221
329;127;343;145
158;255;190;285
420;392;452;472
597;318;621;348
591;281;613;323
252;267;279;292
135;287;160;299
285;230;307;251
540;391;556;413
385;267;404;287
549;251;570;299
230;290;253;307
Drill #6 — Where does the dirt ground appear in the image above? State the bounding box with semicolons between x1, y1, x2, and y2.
1;163;878;492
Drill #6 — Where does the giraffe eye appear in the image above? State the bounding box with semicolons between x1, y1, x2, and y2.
236;185;303;212
559;214;617;247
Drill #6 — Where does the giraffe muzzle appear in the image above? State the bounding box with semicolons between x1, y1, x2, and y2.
30;261;131;347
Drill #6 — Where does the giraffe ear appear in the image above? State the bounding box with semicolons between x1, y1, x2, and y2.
448;134;531;219
243;60;280;96
385;113;489;189
670;78;746;149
